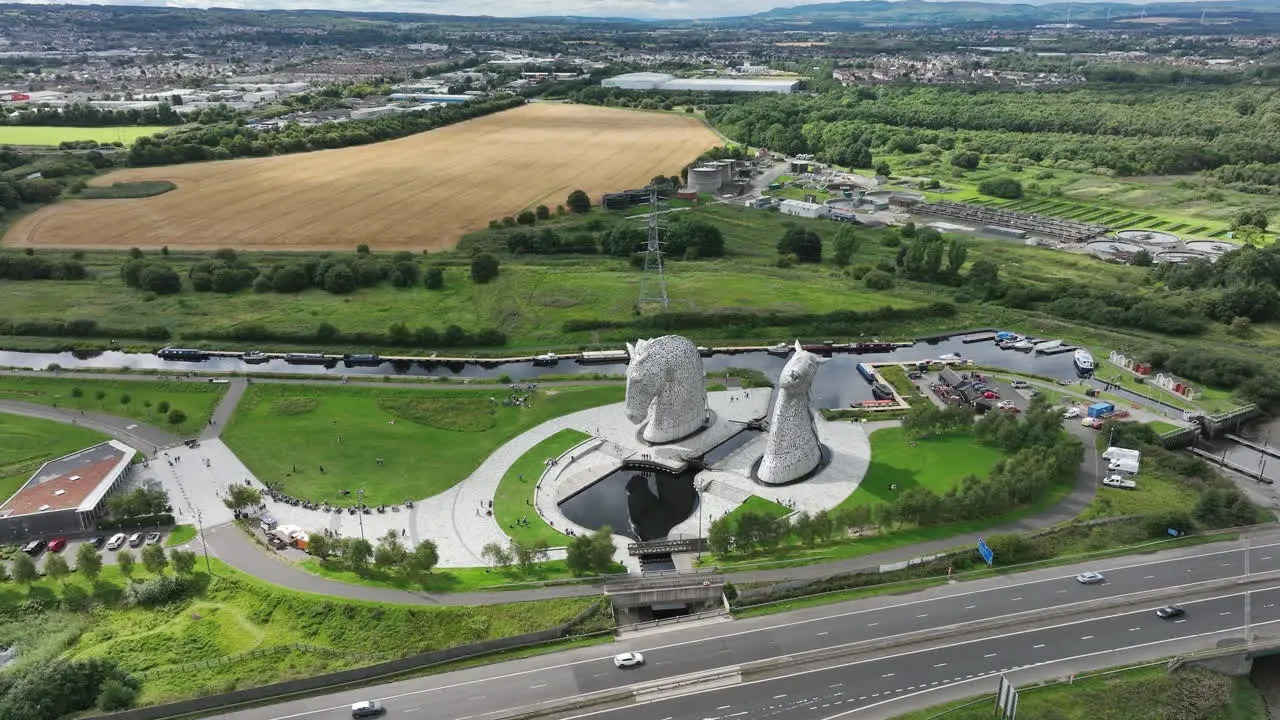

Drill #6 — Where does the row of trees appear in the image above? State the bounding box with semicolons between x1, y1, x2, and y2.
128;95;526;167
1;540;197;589
0;252;87;281
307;529;441;578
6;101;182;127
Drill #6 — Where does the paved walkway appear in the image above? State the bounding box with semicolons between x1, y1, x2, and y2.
0;374;1105;604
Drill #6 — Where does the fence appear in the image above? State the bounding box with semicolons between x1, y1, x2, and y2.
85;600;607;720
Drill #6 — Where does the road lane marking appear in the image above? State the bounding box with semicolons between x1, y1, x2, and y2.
1267;604;1277;608
883;673;895;678
729;713;747;717
934;663;947;667
868;622;879;627
1081;636;1094;640
1011;598;1022;601
774;695;787;699
531;684;547;689
1223;563;1232;567
1263;556;1273;560
829;683;843;688
984;653;998;657
1220;612;1232;616
717;705;731;710
817;632;829;636
918;614;929;618
268;584;1280;720
1129;627;1141;631
1175;619;1188;623
964;605;976;609
1057;590;1067;593
1145;575;1155;579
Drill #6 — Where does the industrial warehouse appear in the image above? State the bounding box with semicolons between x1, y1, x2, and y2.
0;440;138;542
602;72;799;94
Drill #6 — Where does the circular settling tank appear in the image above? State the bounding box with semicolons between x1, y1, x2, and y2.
1155;251;1208;263
558;465;698;541
1086;241;1144;254
1116;229;1179;245
1185;240;1236;255
865;190;894;202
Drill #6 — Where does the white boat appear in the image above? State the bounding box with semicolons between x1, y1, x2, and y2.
938;353;962;362
1074;349;1095;374
1013;340;1034;351
766;343;792;356
532;352;559;367
1033;339;1063;352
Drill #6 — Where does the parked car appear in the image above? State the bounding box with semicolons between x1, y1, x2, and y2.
1063;407;1082;419
145;532;162;545
87;536;105;548
1156;605;1185;619
21;539;45;555
350;701;384;718
1011;380;1031;389
908;371;923;380
1076;571;1105;584
128;532;144;548
983;391;1000;400
106;533;126;550
47;537;67;553
1103;475;1138;490
613;652;645;668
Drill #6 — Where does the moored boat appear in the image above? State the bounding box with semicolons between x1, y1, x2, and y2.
1074;348;1095;375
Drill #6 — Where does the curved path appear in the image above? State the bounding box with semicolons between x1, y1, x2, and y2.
0;373;1101;604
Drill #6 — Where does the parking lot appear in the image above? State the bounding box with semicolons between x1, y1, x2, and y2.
4;527;174;574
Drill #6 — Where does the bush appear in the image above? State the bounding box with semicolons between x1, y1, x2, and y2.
471;254;500;284
425;266;444;290
122;573;197;607
977;177;1023;199
864;269;895;290
566;189;591;213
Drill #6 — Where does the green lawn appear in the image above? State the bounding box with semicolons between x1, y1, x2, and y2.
1079;468;1202;520
0;125;171;146
838;427;1005;508
165;525;196;547
297;557;623;593
222;384;622;504
889;665;1263;720
0;558;600;706
0;375;225;434
723;495;792;525
0;412;110;500
1148;420;1181;435
494;429;591;546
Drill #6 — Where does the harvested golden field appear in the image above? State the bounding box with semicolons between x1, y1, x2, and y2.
5;103;720;252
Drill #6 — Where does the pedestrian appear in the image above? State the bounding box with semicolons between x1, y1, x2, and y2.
319;465;325;473
402;528;407;537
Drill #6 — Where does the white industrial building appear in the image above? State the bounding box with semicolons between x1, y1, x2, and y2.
602;73;798;94
778;199;830;219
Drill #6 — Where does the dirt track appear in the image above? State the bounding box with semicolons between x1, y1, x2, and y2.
4;103;719;252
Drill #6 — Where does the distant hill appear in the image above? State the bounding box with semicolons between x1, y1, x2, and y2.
735;0;1280;28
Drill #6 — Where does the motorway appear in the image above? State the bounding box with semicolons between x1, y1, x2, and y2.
212;533;1280;720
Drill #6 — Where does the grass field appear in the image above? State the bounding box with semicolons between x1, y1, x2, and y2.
0;558;599;706
838;427;1005;508
723;495;792;525
4;104;719;251
0;374;225;433
0;412;110;501
494;428;591;546
0;125;170;146
165;524;196;546
221;383;623;504
889;665;1264;720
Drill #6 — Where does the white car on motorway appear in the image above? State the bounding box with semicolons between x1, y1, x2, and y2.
1076;571;1105;584
613;652;645;668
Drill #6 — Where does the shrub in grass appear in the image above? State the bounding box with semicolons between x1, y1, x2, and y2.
376;397;496;432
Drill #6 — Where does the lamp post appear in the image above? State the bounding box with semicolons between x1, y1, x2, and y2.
357;488;366;540
196;509;211;575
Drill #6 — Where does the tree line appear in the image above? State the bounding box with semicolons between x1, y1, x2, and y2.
4;101;183;127
127;95;525;167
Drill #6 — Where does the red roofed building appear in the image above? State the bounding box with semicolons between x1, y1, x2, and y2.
0;440;137;542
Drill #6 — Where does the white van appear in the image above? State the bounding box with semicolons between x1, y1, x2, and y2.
1102;475;1137;490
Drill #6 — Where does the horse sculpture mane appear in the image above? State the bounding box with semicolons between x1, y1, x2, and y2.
758;340;826;485
625;335;708;444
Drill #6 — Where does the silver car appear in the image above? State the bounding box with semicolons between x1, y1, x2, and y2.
1076;571;1105;585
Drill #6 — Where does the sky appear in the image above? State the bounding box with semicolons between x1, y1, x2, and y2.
8;0;1217;21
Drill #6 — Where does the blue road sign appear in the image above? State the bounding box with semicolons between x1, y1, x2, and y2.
978;537;994;566
1168;528;1180;537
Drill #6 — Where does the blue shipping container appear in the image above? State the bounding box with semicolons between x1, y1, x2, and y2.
1087;402;1115;418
